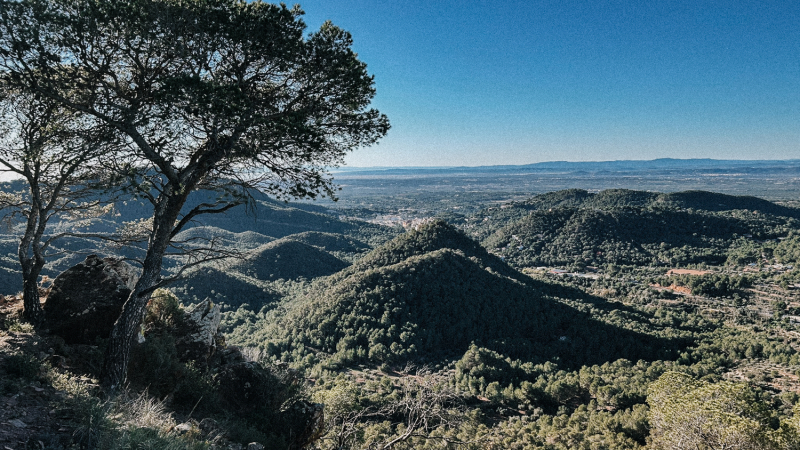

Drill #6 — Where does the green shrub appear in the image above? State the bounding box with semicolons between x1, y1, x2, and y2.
2;317;34;333
172;362;217;411
3;352;42;380
145;288;184;329
127;331;184;398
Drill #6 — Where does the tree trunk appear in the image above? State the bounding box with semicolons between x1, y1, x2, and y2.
100;183;191;391
19;200;45;324
99;266;161;390
20;259;44;324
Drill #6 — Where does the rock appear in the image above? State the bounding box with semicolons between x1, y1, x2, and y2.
214;362;324;449
174;422;196;435
175;299;222;368
198;417;225;439
9;418;27;428
184;299;221;348
246;443;264;450
209;345;246;368
43;255;137;344
283;401;325;450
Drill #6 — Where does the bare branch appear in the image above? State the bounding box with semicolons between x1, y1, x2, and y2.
170;200;243;239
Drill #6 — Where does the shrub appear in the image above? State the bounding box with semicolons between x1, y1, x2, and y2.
3;352;42;380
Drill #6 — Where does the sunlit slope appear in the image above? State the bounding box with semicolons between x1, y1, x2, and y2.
171;226;274;250
350;219;519;278
283;231;369;254
168;265;280;309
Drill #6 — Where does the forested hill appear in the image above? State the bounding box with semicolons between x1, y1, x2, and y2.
232;220;690;371
232;239;349;281
349;219;520;278
472;189;800;269
0;183;396;294
507;189;800;215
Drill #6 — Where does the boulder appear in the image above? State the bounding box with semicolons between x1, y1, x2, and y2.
214;361;276;415
283;400;325;450
43;255;137;344
175;299;222;368
209;344;246;368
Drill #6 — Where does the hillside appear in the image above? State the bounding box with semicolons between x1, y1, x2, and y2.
168;265;281;309
350;219;517;277
233;238;350;282
0;182;397;296
475;189;800;268
171;226;274;250
284;231;369;253
3;183;800;450
232;221;687;370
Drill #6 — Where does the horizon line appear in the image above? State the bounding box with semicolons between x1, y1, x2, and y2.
334;157;800;171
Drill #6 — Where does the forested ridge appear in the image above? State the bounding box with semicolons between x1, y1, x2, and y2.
230;221;690;372
216;200;800;449
474;189;800;270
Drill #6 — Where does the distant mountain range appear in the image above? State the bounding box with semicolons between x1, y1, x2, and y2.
332;158;800;177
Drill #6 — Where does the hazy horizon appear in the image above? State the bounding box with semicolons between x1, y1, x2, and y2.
332;157;800;170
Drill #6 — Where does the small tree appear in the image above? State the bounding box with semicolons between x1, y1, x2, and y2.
0;0;389;389
648;371;779;450
0;84;115;323
315;366;467;450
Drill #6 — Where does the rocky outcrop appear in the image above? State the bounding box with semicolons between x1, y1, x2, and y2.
129;293;324;449
43;255;137;344
214;361;279;415
283;400;325;450
174;299;222;369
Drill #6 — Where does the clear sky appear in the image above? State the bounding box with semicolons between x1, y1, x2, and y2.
296;1;799;167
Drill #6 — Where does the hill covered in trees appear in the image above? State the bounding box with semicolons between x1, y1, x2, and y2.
473;189;800;269
233;238;350;282
218;214;800;449
229;221;691;371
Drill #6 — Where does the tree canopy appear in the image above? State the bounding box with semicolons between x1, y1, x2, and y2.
0;0;389;388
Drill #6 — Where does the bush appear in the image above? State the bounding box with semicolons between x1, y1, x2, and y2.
3;352;42;380
144;288;184;329
128;330;184;398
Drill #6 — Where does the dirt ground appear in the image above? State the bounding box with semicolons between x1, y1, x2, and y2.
0;297;80;450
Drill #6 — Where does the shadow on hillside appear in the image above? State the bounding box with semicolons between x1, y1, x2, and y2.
290;248;692;371
661;191;800;218
169;266;281;310
463;273;691;370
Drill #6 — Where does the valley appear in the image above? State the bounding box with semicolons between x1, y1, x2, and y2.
2;161;800;449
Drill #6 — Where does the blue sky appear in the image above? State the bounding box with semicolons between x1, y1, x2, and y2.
297;1;799;167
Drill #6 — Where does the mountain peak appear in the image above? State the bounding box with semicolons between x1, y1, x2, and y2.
353;219;503;272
